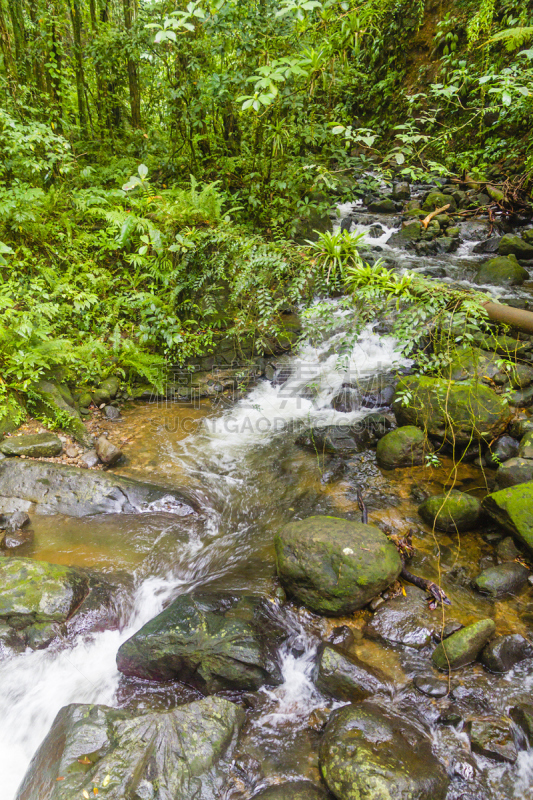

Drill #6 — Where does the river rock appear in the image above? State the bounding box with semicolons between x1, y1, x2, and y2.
0;459;195;516
432;619;495;670
423;191;456;212
319;703;449;800
468;715;518;763
418;490;481;532
251;784;330;800
510;704;533;747
0;557;88;629
490;434;520;461
413;675;449;697
376;425;429;469
479;634;533;673
316;643;389;701
0;432;63;458
495;457;533;489
388;222;421;249
79;448;99;468
475;255;529;286
496;536;521;562
368;197;396;213
519;430;533;459
482;482;533;554
364;585;436;649
295;424;369;455
95;435;122;466
473;562;530;597
393;376;510;445
15;696;244;800
274;516;401;615
392;181;410;201
117;592;283;692
2;527;34;549
497;233;533;260
91;375;120;406
1;510;30;532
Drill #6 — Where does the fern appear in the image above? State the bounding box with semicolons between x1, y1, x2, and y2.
488;26;533;51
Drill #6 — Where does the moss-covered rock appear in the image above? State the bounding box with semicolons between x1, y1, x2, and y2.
468;715;518;763
275;516;401;615
368;197;396;213
15;696;244;800
30;379;92;446
446;346;502;383
316;644;389;702
251;784;330;800
482;482;533;554
387;221;422;249
0;432;62;458
519;430;533;459
393;376;511;445
376;425;429;469
432;618;495;670
475;255;529;286
473;562;530;597
319;703;449;800
91;375;121;406
0;557;88;628
418;490;481;532
422;191;456;212
497;233;533;260
117;593;283;692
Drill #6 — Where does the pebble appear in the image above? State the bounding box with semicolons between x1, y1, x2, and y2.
66;446;78;458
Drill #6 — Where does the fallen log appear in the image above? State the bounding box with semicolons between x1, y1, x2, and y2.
483;301;533;336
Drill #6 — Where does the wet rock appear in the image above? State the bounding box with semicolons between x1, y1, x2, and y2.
376;425;429;469
2;509;30;532
392;181;410;201
25;621;64;650
510;704;533;748
393;376;510;445
418;490;481;532
434;620;464;642
483;482;533;554
489;434;520;461
475;255;529;286
0;557;88;628
95;435;122;466
274;516;401;615
2;528;34;549
438;706;463;726
77;390;92;408
388;221;422;248
316;644;389;701
319;702;449;800
295;424;369;455
498;233;533;260
473;562;530;597
0;432;62;458
365;412;395;441
331;385;359;412
30;379;91;446
423;191;456;212
479;634;533;673
447;346;502;383
0;459;196;516
413;675;449;698
519;430;533;459
79;448;99;469
252;783;329;800
65;445;78;458
368;224;384;238
473;236;501;254
510;365;533;389
364;585;435;649
496;536;521;562
327;625;354;650
117;593;283;692
495;457;533;489
468;715;518;763
507;385;533;408
435;236;459;254
104;404;121;420
368;198;397;213
432;619;495;670
15;696;244;800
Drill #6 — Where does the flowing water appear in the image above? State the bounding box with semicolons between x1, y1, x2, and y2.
2;209;533;798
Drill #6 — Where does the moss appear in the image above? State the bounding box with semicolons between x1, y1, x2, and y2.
376;425;428;469
418;490;481;532
476;255;528;286
482;482;533;554
432;619;495;670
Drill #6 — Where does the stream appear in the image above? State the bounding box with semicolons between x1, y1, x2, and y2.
2;204;533;799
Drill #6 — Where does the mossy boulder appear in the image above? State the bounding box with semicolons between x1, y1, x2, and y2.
368;197;396;213
468;715;518;763
252;784;330;800
274;516;402;615
15;696;244;800
446;346;502;383
387;221;421;249
519;430;533;458
0;557;89;628
393;376;511;445
316;644;389;702
364;585;437;649
117;592;283;692
376;425;429;469
432;618;495;670
418;490;481;532
497;233;533;260
473;562;530;597
30;379;92;446
319;703;449;800
475;255;528;286
423;191;456;212
482;481;533;555
0;432;62;458
91;375;120;406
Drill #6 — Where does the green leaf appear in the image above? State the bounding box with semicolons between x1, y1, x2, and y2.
138;164;149;180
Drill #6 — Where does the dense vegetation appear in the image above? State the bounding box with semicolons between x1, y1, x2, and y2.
1;0;532;428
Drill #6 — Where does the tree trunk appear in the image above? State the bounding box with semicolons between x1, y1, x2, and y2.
0;1;17;92
122;0;141;128
7;0;28;84
67;0;87;135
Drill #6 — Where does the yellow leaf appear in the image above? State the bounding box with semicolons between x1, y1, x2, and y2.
102;775;111;787
93;789;99;795
401;585;407;597
83;792;90;799
78;756;91;765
